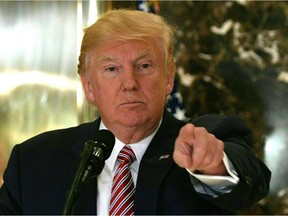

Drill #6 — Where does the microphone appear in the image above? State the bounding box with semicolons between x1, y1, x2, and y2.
81;129;115;183
63;129;115;215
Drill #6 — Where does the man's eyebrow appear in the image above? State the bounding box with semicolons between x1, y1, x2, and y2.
97;56;118;62
135;50;156;62
96;50;156;63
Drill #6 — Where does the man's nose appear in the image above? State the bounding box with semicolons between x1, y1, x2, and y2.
121;69;140;91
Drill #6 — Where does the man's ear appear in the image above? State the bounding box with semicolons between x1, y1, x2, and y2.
80;73;96;104
166;59;176;95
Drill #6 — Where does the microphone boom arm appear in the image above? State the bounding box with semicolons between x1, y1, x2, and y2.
62;140;97;215
62;129;115;215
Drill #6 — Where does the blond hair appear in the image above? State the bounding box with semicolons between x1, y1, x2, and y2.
78;9;175;75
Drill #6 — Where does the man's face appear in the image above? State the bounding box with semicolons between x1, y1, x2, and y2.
81;40;174;133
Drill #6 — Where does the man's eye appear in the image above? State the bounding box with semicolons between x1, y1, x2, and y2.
105;67;117;72
139;63;152;70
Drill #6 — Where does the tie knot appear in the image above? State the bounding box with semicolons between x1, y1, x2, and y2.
117;145;136;165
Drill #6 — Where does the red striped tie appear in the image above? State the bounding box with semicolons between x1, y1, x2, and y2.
109;145;136;215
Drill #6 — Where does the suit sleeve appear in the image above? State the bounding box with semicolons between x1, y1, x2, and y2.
192;114;271;211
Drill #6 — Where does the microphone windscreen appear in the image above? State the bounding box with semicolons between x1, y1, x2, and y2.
94;129;115;159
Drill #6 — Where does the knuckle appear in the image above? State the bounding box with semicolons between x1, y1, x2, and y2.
195;127;207;135
217;140;225;151
203;156;213;166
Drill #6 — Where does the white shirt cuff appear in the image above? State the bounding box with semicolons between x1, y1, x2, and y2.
186;152;239;187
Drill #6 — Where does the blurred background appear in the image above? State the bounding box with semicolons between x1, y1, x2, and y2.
0;0;287;214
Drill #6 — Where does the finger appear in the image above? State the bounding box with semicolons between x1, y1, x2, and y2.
188;127;208;170
178;123;196;144
209;139;224;168
197;137;226;175
173;144;193;168
198;133;219;167
173;124;196;168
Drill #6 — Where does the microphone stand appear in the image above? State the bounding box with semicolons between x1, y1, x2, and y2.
62;140;96;215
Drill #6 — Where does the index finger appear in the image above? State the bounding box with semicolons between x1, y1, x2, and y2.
179;123;196;142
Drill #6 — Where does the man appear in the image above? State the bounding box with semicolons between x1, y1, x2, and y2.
0;9;270;215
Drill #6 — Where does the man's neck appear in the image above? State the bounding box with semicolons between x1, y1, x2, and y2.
100;119;162;144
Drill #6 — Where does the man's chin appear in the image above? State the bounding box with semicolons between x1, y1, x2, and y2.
117;110;148;123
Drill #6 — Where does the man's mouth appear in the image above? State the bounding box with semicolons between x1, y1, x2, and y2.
119;101;145;108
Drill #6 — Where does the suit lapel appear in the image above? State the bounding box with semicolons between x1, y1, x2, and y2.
134;110;185;215
73;177;97;214
62;119;101;215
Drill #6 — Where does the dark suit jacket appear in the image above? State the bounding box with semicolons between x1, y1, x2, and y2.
0;110;271;214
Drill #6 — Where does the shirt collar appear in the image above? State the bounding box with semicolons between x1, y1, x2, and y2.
99;121;160;172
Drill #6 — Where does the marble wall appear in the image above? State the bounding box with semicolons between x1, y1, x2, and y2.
158;1;288;214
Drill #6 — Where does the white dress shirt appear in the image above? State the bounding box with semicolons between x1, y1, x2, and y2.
97;121;239;215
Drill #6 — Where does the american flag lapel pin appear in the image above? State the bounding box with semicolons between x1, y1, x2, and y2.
159;154;170;160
